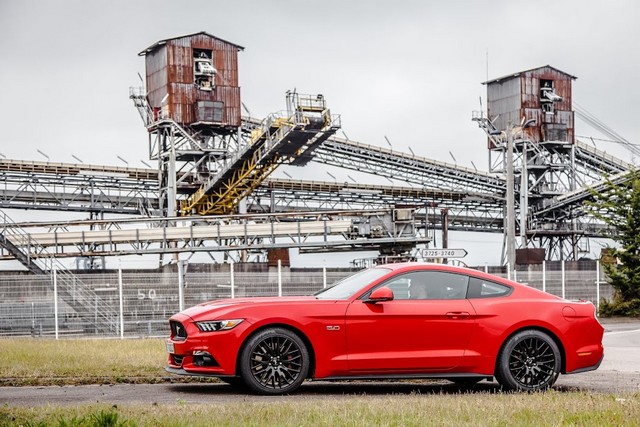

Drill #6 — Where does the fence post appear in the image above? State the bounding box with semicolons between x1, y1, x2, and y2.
230;261;235;299
561;260;565;300
277;259;282;297
323;266;327;289
542;260;546;293
513;269;518;283
118;267;124;339
177;260;185;312
596;260;600;315
53;268;59;340
507;263;511;281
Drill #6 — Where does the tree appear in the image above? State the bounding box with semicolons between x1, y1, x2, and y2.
587;169;640;316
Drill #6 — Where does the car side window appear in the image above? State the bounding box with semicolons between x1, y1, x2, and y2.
368;271;469;300
380;276;411;300
467;277;513;298
412;271;468;300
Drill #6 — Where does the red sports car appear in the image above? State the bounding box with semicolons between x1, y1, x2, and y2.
165;263;604;394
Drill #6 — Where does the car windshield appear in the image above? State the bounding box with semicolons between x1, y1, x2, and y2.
315;267;391;300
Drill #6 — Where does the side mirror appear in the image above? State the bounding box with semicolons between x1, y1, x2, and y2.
365;286;394;303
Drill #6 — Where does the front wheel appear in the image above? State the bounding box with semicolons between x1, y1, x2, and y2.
239;327;310;395
495;329;561;392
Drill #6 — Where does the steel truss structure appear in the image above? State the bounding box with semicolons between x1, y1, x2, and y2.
0;209;429;263
246;178;504;232
0;113;633;270
0;158;505;233
313;136;505;194
0;159;158;214
132;86;247;217
474;112;632;260
0;130;631;267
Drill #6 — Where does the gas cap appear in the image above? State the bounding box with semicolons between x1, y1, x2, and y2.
562;306;577;321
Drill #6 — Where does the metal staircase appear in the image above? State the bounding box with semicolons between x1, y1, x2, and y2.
180;92;341;215
0;209;117;332
0;233;44;275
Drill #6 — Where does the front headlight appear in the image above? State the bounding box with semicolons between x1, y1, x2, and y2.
195;319;244;332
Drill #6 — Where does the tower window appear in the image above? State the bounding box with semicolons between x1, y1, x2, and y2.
540;79;553;102
540;79;561;116
194;49;216;91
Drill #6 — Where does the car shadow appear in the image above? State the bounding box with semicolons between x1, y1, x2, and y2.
168;379;591;396
170;381;586;397
300;380;501;395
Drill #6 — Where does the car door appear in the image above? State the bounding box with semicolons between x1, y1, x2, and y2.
344;270;477;374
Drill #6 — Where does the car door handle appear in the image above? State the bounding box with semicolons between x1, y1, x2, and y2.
446;311;470;320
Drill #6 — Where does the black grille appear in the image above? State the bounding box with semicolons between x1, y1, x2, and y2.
172;355;184;366
170;320;187;340
193;354;219;367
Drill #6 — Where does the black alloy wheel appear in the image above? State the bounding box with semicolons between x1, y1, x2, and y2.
240;327;309;395
496;329;561;392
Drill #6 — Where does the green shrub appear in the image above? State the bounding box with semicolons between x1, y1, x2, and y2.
599;296;640;317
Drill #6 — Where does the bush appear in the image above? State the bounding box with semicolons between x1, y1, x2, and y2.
599;295;640;317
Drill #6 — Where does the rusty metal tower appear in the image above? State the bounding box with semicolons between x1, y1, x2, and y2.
474;65;581;261
131;32;245;218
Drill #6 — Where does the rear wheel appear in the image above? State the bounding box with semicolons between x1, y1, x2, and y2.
495;330;561;392
239;327;309;395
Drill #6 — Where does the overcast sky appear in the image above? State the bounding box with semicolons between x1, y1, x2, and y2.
0;0;638;267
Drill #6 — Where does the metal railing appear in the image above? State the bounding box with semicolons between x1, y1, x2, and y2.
0;209;117;332
0;264;613;339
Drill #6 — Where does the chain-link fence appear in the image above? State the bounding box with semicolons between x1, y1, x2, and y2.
478;261;615;304
0;263;613;339
0;268;355;339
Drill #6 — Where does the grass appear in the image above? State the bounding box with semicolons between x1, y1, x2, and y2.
1;392;639;426
0;338;170;386
1;338;639;426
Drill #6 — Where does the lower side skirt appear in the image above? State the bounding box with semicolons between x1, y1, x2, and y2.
166;366;492;383
317;373;492;382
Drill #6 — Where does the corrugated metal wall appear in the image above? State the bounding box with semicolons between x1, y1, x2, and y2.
487;78;521;148
486;66;575;146
144;33;242;127
520;66;574;144
146;47;168;115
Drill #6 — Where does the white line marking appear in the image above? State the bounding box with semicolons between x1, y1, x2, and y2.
604;328;640;336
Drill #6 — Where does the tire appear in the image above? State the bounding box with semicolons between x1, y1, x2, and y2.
239;327;310;395
495;329;561;392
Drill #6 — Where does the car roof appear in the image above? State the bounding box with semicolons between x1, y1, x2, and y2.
376;262;478;274
375;262;518;286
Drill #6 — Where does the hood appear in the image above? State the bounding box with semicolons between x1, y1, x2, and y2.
180;296;317;320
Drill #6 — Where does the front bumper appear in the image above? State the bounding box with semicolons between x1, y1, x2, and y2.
166;314;249;376
166;366;219;377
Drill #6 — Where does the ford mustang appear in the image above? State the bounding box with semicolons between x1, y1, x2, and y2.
165;263;604;394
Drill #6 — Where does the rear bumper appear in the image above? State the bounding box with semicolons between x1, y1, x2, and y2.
566;352;604;375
